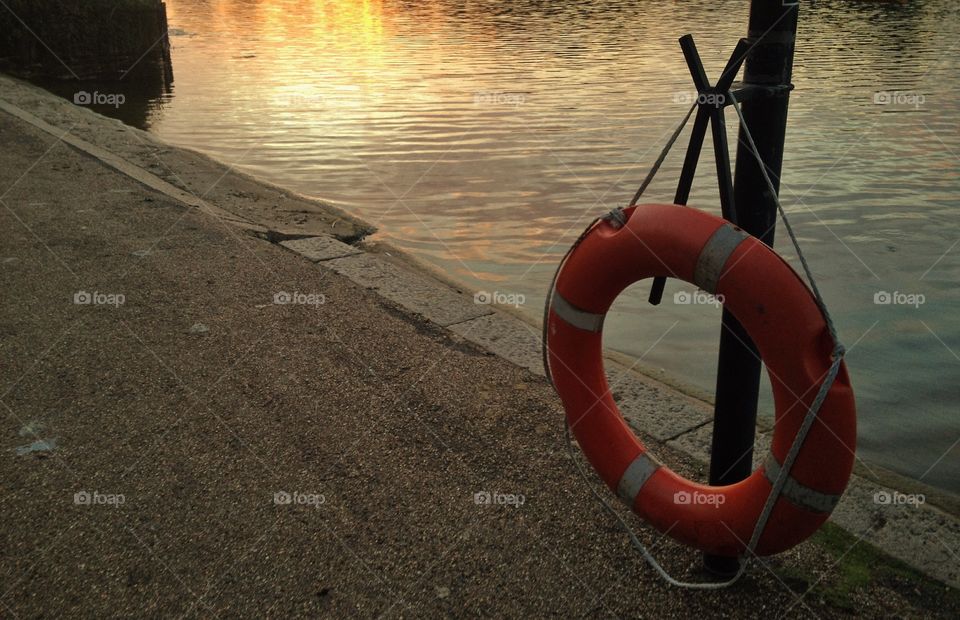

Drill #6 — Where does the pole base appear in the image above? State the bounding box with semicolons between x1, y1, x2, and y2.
703;553;741;579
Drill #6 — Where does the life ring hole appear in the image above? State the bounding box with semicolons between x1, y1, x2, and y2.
601;278;777;479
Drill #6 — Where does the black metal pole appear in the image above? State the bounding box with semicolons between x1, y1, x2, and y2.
704;1;799;577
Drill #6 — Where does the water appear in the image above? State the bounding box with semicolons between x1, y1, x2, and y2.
63;0;960;492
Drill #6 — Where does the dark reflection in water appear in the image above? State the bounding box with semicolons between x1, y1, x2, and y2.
1;0;174;129
28;75;173;130
39;0;960;492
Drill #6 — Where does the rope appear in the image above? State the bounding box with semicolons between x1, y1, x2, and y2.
544;94;846;589
541;103;697;388
630;103;699;206
727;92;843;349
728;88;846;566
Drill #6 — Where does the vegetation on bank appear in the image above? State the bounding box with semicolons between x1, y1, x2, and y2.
775;523;960;615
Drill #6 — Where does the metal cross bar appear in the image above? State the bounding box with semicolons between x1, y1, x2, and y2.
647;35;749;306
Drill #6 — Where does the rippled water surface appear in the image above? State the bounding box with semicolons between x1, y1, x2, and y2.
105;0;960;491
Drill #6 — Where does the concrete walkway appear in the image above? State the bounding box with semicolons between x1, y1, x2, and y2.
1;75;958;617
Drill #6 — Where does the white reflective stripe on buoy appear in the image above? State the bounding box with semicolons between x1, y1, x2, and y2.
617;452;662;506
693;224;750;294
551;291;605;333
763;453;842;514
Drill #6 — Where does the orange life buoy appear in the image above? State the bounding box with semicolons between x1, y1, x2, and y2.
545;204;856;557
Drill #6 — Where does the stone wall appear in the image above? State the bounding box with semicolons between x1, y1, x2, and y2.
0;0;172;82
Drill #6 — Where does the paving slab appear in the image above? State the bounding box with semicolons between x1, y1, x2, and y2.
604;363;714;443
666;420;773;469
323;253;492;327
833;476;960;588
280;235;362;262
448;312;545;375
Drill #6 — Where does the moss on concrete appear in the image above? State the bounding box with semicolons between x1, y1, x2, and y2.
776;523;960;614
